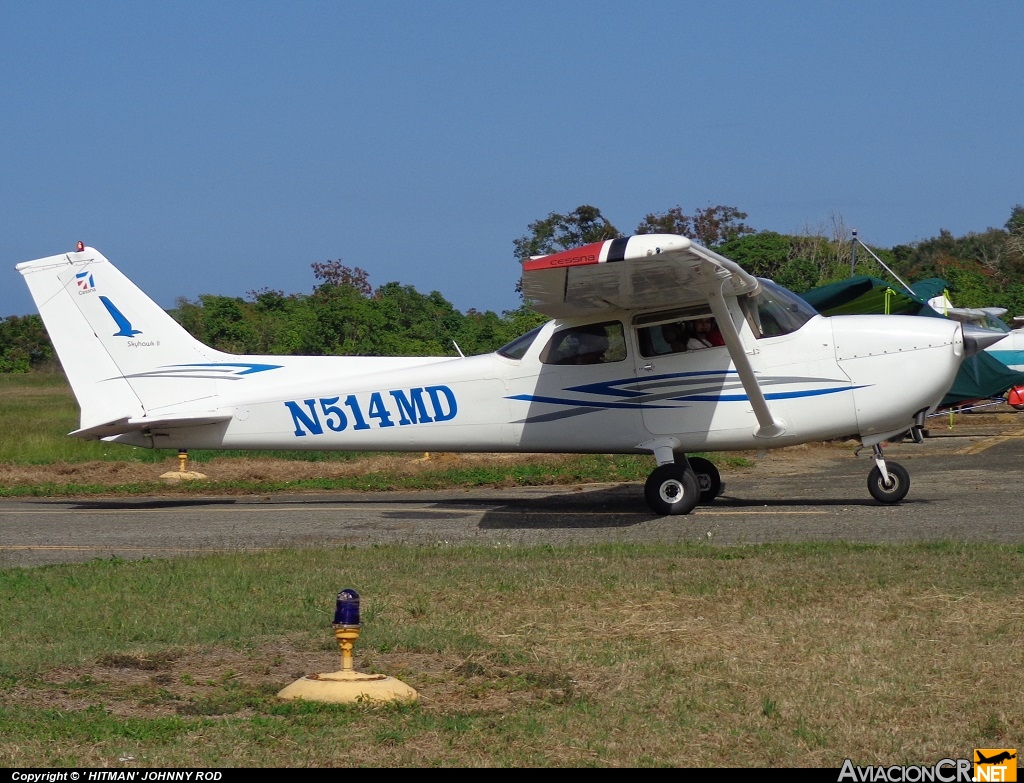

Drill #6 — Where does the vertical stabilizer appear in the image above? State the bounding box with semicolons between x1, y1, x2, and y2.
17;246;228;432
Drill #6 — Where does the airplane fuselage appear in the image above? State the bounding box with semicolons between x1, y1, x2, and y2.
108;311;963;455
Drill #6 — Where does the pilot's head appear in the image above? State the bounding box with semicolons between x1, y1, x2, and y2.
662;322;687;348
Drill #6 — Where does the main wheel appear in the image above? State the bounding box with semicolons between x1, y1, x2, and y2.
867;461;910;504
644;464;700;515
685;456;722;504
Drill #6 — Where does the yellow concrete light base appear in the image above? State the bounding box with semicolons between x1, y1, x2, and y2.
277;670;418;704
160;452;206;482
159;470;208;483
277;623;418;704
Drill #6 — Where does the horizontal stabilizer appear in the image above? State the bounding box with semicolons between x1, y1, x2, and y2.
70;412;234;440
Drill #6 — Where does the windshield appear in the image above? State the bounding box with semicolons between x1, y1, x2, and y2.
980;313;1011;333
497;325;544;360
752;279;819;337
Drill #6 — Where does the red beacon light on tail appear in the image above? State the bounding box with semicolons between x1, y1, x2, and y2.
76;241;84;252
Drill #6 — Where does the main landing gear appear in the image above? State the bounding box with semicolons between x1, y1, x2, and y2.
643;455;723;515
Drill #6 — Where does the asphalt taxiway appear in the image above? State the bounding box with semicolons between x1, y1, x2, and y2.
2;413;1023;566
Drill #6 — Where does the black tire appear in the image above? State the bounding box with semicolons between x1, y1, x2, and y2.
867;461;910;504
684;456;721;504
644;464;700;516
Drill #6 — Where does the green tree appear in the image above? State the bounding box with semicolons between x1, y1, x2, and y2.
716;231;793;278
1006;204;1024;235
369;282;461;356
637;205;754;248
512;205;622;261
310;259;372;294
635;205;693;237
999;205;1024;281
775;257;821;293
497;304;548;344
0;314;52;372
690;205;754;247
308;279;378;356
246;288;317;355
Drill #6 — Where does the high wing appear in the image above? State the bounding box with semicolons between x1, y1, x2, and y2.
521;234;759;319
522;234;782;442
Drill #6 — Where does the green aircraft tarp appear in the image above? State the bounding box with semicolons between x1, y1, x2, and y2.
943;351;1024;405
799;275;949;317
797;276;1024;406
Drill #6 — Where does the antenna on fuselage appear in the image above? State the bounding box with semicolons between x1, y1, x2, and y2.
452;340;465;358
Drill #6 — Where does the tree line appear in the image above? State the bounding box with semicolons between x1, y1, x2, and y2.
4;202;1023;372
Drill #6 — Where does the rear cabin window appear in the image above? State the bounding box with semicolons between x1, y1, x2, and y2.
540;321;626;365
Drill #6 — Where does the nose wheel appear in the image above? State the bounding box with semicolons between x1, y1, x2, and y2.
866;445;910;504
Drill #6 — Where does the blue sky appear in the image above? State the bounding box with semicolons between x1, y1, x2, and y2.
3;1;1022;320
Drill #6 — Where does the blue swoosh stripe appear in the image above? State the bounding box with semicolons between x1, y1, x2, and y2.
507;394;679;410
566;370;737;397
509;384;864;410
674;385;865;402
164;363;283;375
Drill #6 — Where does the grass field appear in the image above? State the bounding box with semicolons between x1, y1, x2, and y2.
0;543;1021;767
2;373;1022;767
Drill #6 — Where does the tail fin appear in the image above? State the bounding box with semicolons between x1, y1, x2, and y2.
17;245;231;435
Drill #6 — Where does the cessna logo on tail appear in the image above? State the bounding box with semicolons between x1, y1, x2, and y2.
285;386;458;436
75;271;95;292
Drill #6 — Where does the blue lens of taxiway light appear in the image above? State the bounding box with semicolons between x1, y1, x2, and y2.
333;589;360;625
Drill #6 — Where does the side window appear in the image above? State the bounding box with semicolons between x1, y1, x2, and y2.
541;321;626;365
638;318;726;357
639;321;691;356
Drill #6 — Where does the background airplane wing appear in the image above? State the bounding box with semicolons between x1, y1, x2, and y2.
520;234;760;318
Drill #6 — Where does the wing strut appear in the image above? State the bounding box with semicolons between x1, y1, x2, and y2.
705;279;785;439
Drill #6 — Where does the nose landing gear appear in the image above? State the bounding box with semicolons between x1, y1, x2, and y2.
866;444;910;504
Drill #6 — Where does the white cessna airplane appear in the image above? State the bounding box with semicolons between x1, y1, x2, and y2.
17;235;1000;515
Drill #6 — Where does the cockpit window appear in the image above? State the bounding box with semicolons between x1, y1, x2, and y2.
979;313;1011;333
541;321;626;365
497;325;543;360
751;279;818;338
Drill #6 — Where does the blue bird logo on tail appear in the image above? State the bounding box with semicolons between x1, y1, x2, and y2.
99;296;142;337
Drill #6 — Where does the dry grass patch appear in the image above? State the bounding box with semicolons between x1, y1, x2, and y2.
1;544;1020;767
0;452;598;489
